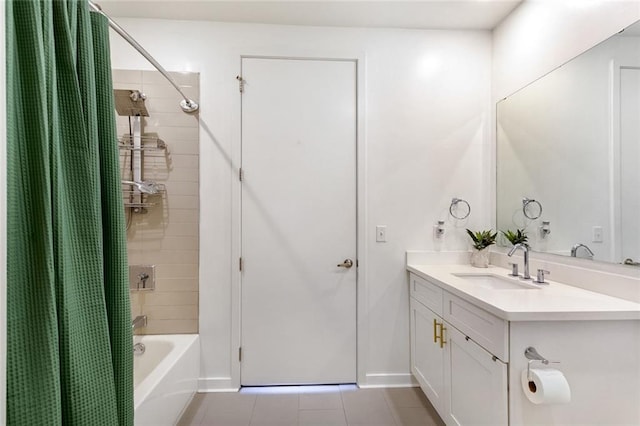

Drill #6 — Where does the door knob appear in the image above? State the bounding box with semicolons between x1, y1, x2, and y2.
337;259;354;268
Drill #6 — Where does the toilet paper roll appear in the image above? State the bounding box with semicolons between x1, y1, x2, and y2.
521;368;571;404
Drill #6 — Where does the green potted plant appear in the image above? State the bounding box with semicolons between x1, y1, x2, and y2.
501;228;528;246
466;229;497;268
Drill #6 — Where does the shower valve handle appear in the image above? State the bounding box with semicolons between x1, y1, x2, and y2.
138;272;150;289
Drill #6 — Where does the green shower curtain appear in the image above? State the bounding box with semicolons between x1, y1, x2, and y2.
6;1;133;424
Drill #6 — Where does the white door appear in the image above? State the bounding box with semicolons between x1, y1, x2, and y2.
240;57;357;385
619;67;640;264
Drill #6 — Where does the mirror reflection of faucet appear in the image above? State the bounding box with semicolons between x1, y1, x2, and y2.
570;243;594;259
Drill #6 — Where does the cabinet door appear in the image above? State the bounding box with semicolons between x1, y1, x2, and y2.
444;324;508;426
410;298;445;415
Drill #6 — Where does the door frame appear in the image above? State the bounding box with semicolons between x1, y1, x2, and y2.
230;54;367;389
610;60;640;263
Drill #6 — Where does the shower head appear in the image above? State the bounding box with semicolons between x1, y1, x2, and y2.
121;180;160;195
114;89;149;117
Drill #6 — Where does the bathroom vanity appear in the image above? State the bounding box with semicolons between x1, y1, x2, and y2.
407;263;640;426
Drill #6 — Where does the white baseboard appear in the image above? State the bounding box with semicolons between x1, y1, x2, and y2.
359;373;418;388
199;374;417;391
198;377;239;393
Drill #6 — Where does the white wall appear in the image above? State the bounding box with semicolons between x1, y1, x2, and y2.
109;20;492;389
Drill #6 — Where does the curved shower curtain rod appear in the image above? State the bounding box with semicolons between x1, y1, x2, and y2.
88;1;199;114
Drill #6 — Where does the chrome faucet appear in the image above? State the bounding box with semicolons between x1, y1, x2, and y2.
132;315;147;330
508;243;531;280
571;243;594;259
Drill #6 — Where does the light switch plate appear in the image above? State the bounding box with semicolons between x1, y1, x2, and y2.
376;225;387;242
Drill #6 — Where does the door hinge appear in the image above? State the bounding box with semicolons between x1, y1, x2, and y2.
239;347;242;362
239;257;244;271
236;75;245;93
239;167;244;182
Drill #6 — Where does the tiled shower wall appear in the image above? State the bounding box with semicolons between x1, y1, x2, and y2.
113;70;200;334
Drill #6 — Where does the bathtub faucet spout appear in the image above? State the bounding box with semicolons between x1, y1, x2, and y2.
132;315;147;330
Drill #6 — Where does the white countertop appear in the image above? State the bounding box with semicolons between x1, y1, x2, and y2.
407;264;640;321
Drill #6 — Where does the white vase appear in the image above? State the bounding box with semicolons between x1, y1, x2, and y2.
470;247;490;268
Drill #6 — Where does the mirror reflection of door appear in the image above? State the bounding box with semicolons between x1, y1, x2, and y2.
619;67;640;265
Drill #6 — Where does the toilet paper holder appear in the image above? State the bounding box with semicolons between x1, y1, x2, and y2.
525;346;560;380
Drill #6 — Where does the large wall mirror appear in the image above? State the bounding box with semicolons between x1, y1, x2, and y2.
497;20;640;266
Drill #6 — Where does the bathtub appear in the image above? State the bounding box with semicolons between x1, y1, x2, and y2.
134;334;200;426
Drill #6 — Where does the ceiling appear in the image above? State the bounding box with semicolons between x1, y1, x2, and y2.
97;0;523;31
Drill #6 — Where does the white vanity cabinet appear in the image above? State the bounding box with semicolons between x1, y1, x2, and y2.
410;273;508;426
408;263;640;425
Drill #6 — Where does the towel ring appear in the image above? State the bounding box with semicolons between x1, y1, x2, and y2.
522;198;542;220
449;198;471;220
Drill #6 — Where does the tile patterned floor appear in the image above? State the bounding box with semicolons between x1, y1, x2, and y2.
177;385;445;426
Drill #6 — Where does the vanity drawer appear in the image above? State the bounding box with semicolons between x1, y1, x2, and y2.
443;292;508;362
410;273;443;316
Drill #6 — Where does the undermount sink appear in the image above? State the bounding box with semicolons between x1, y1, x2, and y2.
452;273;542;290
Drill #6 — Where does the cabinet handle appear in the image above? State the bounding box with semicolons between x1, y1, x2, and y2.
439;323;447;348
433;319;439;343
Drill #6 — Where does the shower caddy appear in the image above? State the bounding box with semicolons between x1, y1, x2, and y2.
115;89;166;214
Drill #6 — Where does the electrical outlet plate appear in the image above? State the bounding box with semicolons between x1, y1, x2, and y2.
129;264;156;291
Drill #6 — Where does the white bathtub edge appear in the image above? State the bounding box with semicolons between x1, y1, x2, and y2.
134;334;198;410
134;334;199;426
